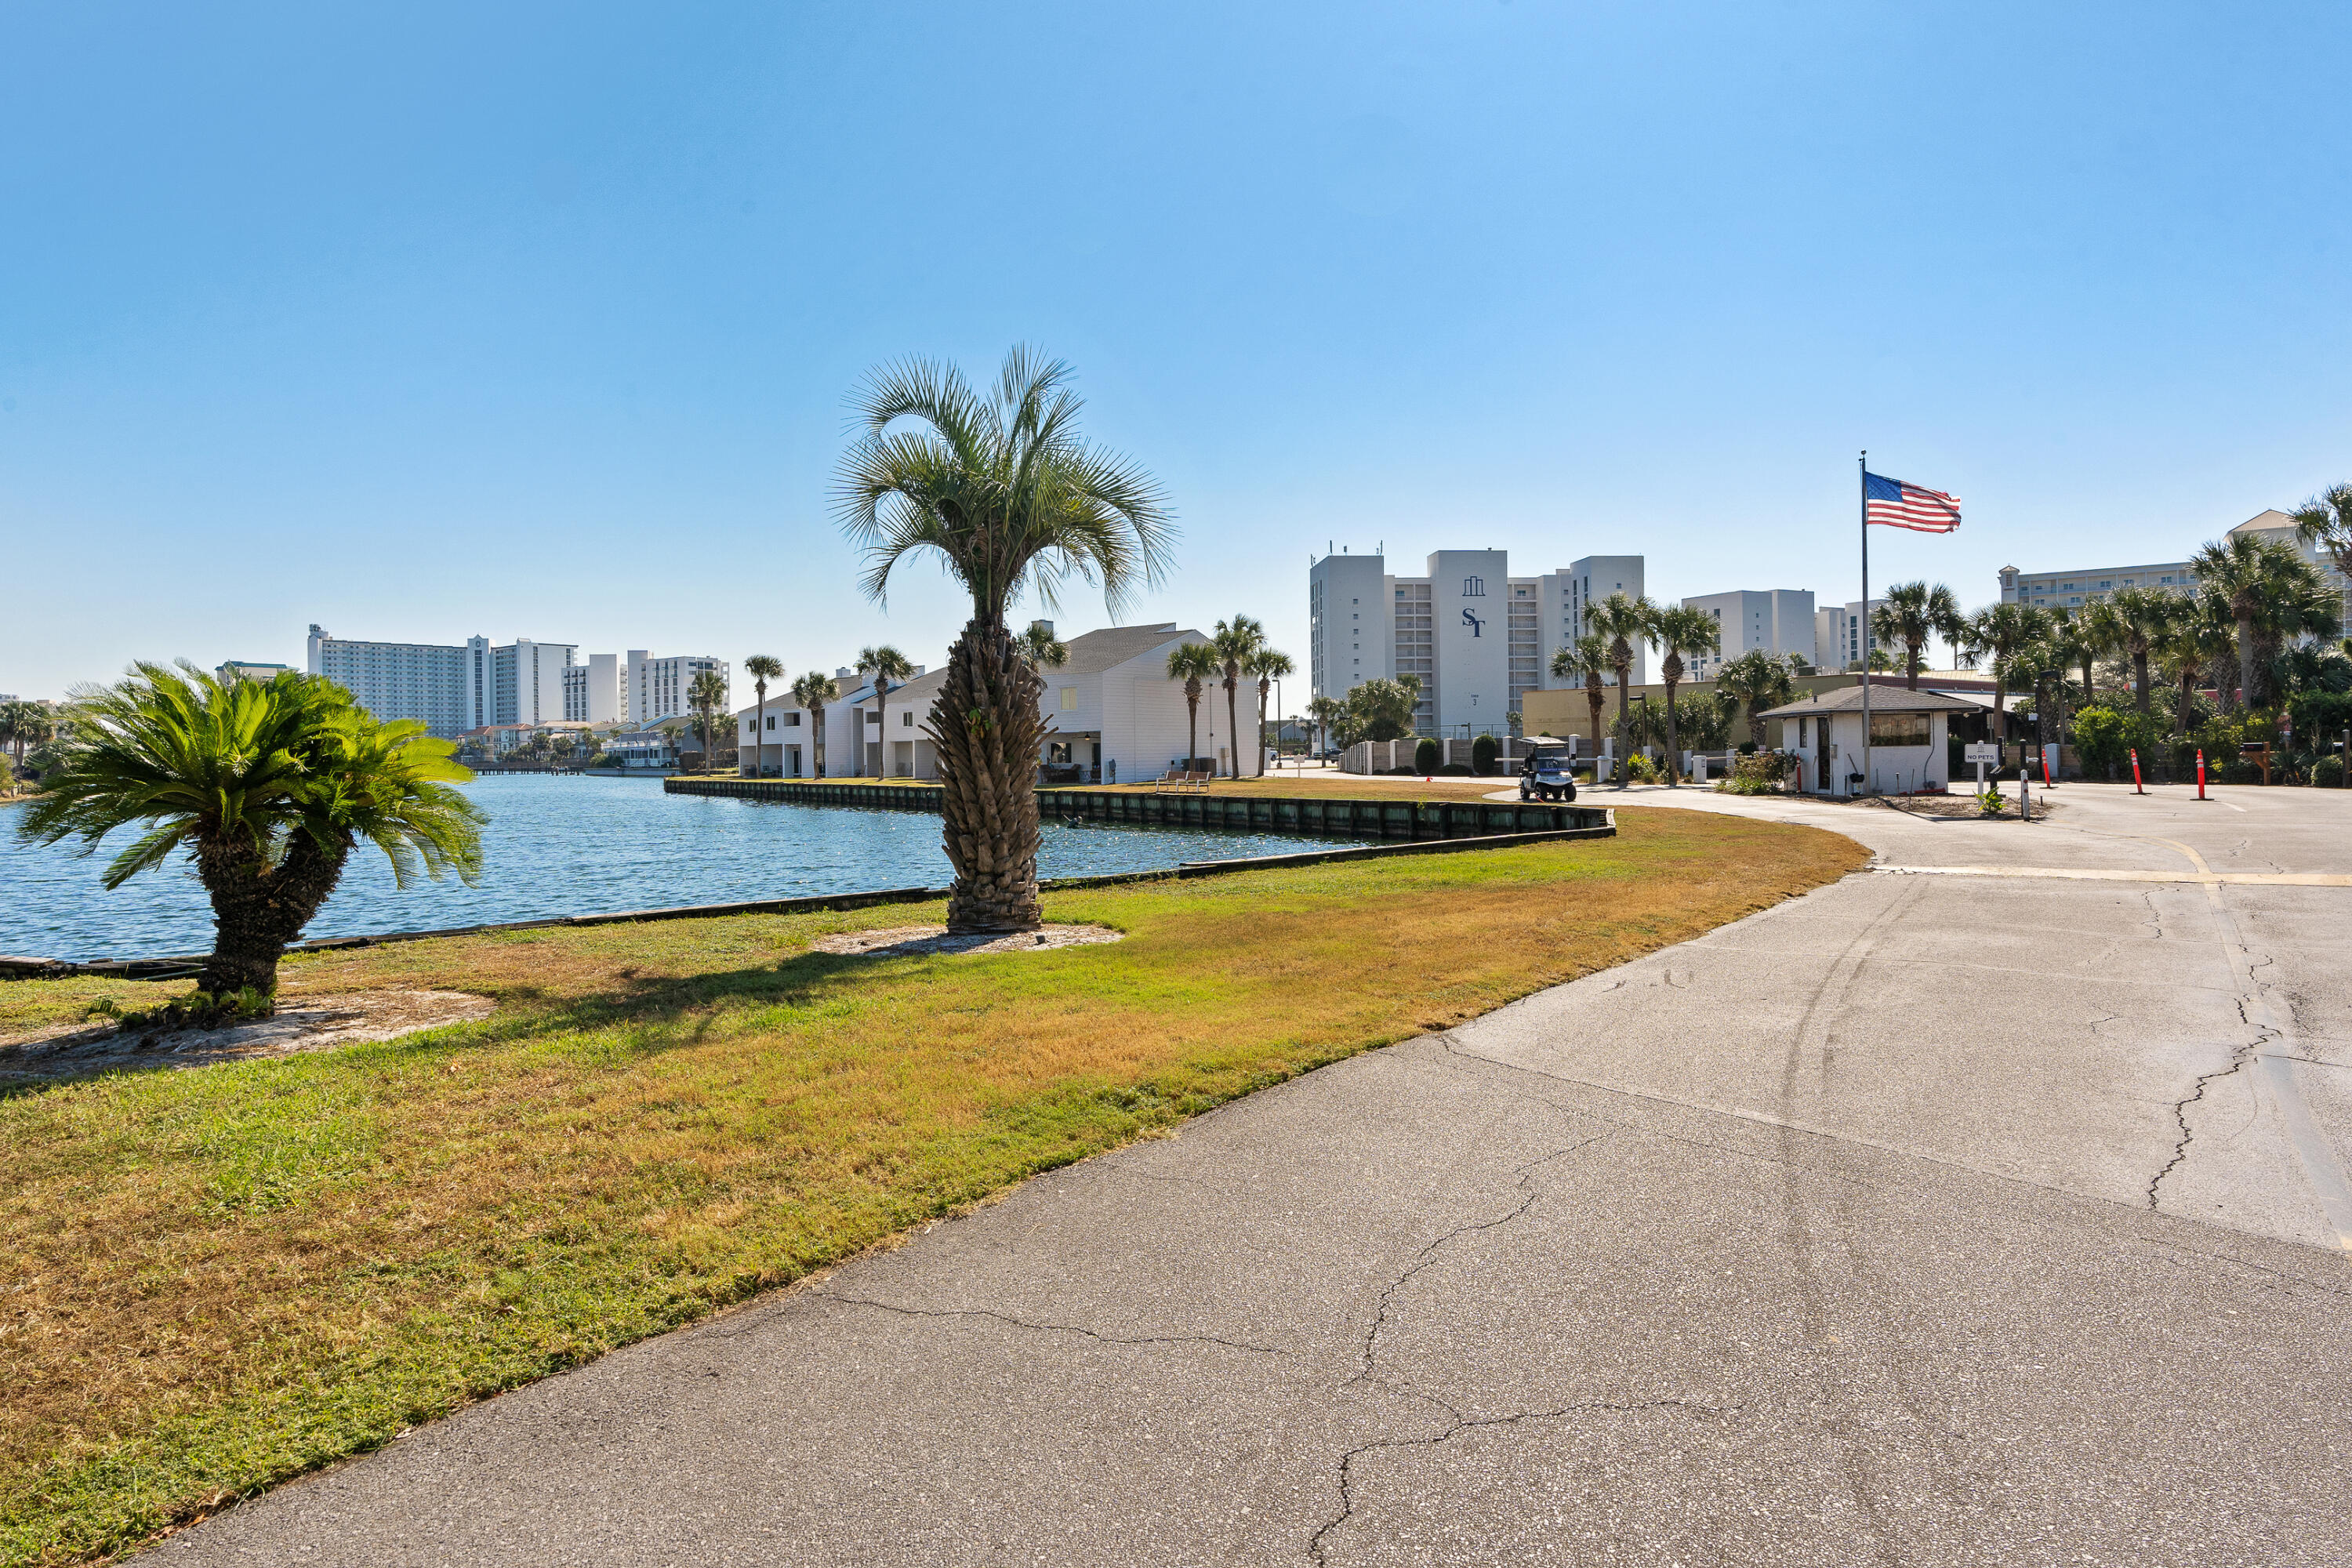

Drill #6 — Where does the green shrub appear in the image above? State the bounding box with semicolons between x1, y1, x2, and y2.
1624;752;1663;784
1414;738;1441;774
1470;735;1500;775
2314;755;2347;787
1436;762;1474;775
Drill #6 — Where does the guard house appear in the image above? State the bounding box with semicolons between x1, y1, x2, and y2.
1758;685;1980;797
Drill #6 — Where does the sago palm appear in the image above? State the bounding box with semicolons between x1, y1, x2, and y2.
1211;615;1265;779
743;654;783;776
1550;633;1612;753
789;671;839;775
18;664;482;1000
1869;581;1964;691
857;644;915;777
1166;642;1218;769
836;347;1173;931
1650;604;1721;786
1246;645;1294;777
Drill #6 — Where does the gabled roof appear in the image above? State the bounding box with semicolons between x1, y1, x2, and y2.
1758;684;1984;719
2230;509;2299;535
1051;622;1201;675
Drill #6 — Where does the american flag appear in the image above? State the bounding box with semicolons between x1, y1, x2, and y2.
1864;471;1962;532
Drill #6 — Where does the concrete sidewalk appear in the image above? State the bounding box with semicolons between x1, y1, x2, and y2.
151;786;2352;1566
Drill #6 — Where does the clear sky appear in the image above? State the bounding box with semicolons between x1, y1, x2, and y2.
5;1;2347;702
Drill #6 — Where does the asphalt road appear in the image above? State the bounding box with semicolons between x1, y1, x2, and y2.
151;782;2352;1566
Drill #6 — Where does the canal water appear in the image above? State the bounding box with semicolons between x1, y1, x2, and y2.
2;775;1338;962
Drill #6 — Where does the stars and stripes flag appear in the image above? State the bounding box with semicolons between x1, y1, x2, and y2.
1863;471;1962;533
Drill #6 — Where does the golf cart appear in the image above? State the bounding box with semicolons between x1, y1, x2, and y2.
1519;736;1578;802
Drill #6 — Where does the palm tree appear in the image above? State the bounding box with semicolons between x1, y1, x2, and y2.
1962;602;2054;741
659;720;687;766
1550;633;1612;753
18;665;482;1001
1869;581;1965;691
0;699;52;767
1305;694;1346;760
1017;622;1070;670
1649;604;1721;786
1246;646;1294;777
789;671;839;776
1211;615;1265;779
1584;593;1655;785
1167;642;1218;768
742;654;783;776
2191;533;2314;711
2094;587;2175;713
1713;648;1798;751
2158;595;2235;738
688;668;729;772
856;644;916;778
836;347;1172;932
2293;482;2352;582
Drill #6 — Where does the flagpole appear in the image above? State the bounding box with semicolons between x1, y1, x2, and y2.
1860;452;1871;798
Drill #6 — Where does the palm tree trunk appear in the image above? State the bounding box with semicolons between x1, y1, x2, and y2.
874;691;887;778
1907;641;1922;690
2133;652;2151;713
2237;615;2256;712
1664;681;1680;786
1185;687;1200;768
1255;680;1270;777
931;619;1046;932
1223;678;1240;778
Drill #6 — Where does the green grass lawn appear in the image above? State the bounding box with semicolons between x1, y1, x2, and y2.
0;806;1864;1565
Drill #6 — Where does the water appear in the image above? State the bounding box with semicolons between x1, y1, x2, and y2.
1;775;1340;961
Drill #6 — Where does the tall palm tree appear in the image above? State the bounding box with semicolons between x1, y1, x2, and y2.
1017;622;1070;670
1869;581;1965;691
789;671;839;776
688;668;729;773
2158;595;2235;738
1211;615;1265;779
2093;587;2174;713
1649;604;1721;786
1246;645;1294;777
0;699;52;766
18;665;482;1001
1305;695;1345;759
1584;593;1655;785
1167;642;1218;768
1713;648;1798;751
1962;602;2053;742
856;644;916;777
836;347;1172;932
742;654;783;777
2190;533;2313;711
1550;633;1613;753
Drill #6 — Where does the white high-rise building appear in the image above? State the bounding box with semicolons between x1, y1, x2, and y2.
564;653;622;724
626;650;728;724
1309;549;1646;736
1997;510;2348;622
1814;601;1892;673
1682;590;1817;681
306;626;576;737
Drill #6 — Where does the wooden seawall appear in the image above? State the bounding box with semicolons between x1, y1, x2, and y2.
663;777;1612;841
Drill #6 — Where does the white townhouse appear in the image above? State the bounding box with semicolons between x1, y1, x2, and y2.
736;623;1219;785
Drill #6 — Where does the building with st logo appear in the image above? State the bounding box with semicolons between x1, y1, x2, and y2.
1308;547;1646;737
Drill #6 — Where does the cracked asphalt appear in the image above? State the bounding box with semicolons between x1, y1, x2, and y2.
150;783;2352;1566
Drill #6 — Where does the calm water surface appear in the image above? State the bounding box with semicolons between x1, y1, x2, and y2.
2;775;1338;961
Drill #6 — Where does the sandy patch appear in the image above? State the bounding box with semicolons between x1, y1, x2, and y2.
808;924;1125;960
0;989;494;1086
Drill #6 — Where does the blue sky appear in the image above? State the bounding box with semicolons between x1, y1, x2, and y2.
4;1;2347;701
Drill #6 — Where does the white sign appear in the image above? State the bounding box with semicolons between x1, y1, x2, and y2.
1963;742;1998;764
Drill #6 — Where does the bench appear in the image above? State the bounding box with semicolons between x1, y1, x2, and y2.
1153;769;1211;794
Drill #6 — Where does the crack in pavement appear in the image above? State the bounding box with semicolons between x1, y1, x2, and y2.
815;1294;1286;1356
1306;1399;1730;1565
1348;1134;1612;1385
2147;1027;2274;1210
